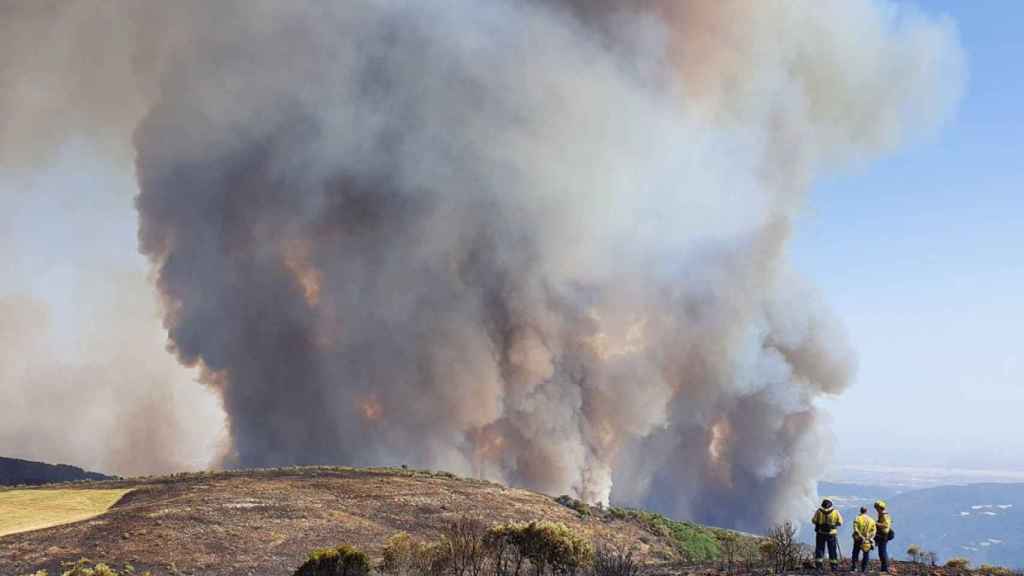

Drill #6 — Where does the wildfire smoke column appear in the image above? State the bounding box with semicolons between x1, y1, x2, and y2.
1;0;963;531
134;0;962;531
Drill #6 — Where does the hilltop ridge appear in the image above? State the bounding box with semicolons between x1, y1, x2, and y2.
0;456;112;486
0;466;720;575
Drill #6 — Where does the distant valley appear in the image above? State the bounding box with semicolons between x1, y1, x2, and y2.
818;481;1024;569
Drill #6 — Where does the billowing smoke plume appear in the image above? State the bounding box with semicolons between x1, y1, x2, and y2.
1;1;962;530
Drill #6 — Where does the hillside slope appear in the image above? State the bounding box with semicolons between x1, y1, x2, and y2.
0;456;111;486
0;467;704;576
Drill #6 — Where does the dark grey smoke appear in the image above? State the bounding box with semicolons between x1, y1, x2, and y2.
3;0;963;530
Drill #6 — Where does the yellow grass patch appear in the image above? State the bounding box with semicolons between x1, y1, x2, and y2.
0;488;133;537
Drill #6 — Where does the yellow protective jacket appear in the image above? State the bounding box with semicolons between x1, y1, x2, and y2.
875;511;893;538
853;513;876;543
812;507;843;535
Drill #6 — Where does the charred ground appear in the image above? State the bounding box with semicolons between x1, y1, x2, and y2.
0;467;701;575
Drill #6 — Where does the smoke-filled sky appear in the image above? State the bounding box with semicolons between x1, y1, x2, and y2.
0;0;1007;531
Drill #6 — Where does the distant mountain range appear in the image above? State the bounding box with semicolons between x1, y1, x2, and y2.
0;456;112;486
818;481;1024;569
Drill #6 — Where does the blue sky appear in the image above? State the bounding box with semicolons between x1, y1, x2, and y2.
794;1;1024;470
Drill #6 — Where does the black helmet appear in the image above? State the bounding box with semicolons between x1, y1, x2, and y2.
821;499;833;509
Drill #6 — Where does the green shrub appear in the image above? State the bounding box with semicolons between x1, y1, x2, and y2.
485;521;592;576
48;560;150;576
293;544;371;576
60;559;120;576
485;522;527;576
555;495;591;517
381;532;419;575
381;532;451;576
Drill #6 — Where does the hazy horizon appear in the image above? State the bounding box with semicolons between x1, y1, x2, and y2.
796;1;1024;473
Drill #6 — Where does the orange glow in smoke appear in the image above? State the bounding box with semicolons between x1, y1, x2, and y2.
469;426;507;479
476;432;505;459
360;396;383;421
282;239;322;307
708;417;734;487
582;311;647;361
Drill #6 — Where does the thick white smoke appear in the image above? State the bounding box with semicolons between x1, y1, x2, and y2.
0;0;962;530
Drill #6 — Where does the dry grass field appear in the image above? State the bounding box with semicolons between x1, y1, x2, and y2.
0;488;133;537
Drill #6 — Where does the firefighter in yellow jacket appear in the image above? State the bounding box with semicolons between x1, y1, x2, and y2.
851;507;876;573
874;500;894;573
812;499;843;572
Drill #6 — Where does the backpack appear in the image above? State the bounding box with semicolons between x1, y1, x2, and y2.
816;509;836;533
875;527;895;542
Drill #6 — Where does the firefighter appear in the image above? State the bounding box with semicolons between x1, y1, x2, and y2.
851;507;876;573
874;500;894;573
812;498;843;572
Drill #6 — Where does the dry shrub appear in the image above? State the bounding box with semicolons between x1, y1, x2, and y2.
979;565;1015;576
764;521;800;574
719;532;739;573
945;557;971;571
591;543;640;576
382;532;427;576
442;516;490;576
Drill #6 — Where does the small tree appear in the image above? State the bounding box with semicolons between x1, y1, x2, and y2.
741;538;764;573
926;551;939;567
720;532;739;573
907;544;922;564
759;540;777;571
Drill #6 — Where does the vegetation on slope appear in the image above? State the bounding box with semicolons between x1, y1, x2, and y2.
553;495;737;563
606;508;721;563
